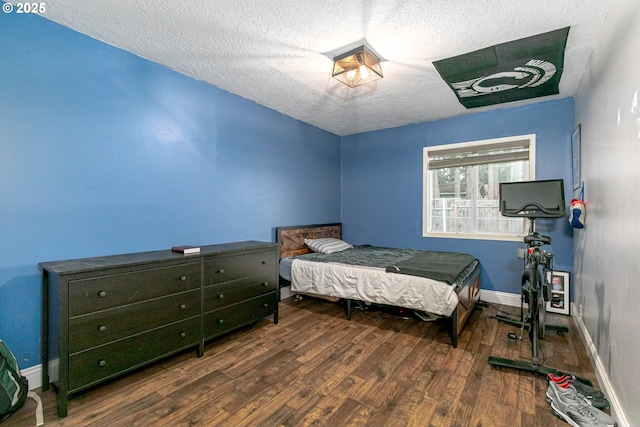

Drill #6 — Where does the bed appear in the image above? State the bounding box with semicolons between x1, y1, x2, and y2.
276;223;481;348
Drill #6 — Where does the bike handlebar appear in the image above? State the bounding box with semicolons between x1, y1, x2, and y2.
501;201;566;218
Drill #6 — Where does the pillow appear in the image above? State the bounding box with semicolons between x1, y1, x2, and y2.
304;238;353;254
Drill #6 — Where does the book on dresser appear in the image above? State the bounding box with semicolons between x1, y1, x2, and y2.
171;245;200;254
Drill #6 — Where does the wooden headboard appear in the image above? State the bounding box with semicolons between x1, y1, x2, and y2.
276;223;342;259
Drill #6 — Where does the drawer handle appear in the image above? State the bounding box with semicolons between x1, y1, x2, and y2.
262;282;269;287
218;294;224;299
262;261;269;265
98;325;107;332
98;291;107;298
180;304;187;310
98;360;106;367
180;332;186;338
180;276;187;281
217;269;225;274
218;319;224;324
263;303;269;308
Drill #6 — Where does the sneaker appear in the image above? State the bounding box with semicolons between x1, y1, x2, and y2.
547;374;610;409
546;380;591;406
546;381;616;427
550;402;617;427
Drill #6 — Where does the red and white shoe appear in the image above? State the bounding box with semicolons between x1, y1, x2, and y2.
547;374;610;409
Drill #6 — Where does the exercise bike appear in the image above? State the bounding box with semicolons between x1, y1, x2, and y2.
488;180;578;378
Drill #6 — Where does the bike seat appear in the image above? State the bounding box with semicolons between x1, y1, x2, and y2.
524;232;551;245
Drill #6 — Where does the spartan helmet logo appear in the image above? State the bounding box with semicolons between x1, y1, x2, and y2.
451;59;557;98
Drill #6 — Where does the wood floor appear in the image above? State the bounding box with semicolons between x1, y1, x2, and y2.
7;296;601;427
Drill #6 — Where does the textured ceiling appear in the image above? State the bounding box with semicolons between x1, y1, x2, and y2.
29;1;612;136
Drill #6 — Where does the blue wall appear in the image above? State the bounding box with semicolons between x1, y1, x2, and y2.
341;98;575;295
0;12;341;367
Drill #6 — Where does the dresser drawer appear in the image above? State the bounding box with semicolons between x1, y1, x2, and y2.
69;263;201;316
203;249;275;285
203;292;276;340
203;273;276;312
69;316;200;392
69;290;200;354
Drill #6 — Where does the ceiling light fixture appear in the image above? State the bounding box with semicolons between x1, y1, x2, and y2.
332;45;383;88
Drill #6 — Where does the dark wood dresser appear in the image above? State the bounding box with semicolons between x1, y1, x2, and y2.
39;240;278;418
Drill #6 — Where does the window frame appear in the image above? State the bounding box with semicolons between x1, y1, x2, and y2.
422;134;536;241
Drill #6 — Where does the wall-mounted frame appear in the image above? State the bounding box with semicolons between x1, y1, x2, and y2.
572;124;581;190
546;270;570;315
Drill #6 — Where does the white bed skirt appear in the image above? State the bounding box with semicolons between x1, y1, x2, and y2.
291;259;459;316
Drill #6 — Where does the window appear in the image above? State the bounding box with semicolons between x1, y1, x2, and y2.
422;134;535;240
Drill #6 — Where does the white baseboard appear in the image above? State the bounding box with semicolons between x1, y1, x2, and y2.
280;285;294;300
479;289;523;307
571;302;630;427
22;364;42;391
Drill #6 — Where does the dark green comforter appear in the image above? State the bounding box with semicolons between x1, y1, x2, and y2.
296;245;477;286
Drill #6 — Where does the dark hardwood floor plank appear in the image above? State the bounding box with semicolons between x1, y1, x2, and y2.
294;391;344;425
323;397;365;426
406;395;439;427
313;334;384;396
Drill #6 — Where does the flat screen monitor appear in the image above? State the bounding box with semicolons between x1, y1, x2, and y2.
499;179;566;218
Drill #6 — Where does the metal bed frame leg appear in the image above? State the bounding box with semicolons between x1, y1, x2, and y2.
450;309;458;348
345;299;352;321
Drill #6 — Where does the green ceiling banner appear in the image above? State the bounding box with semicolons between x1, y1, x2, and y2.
433;27;570;109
